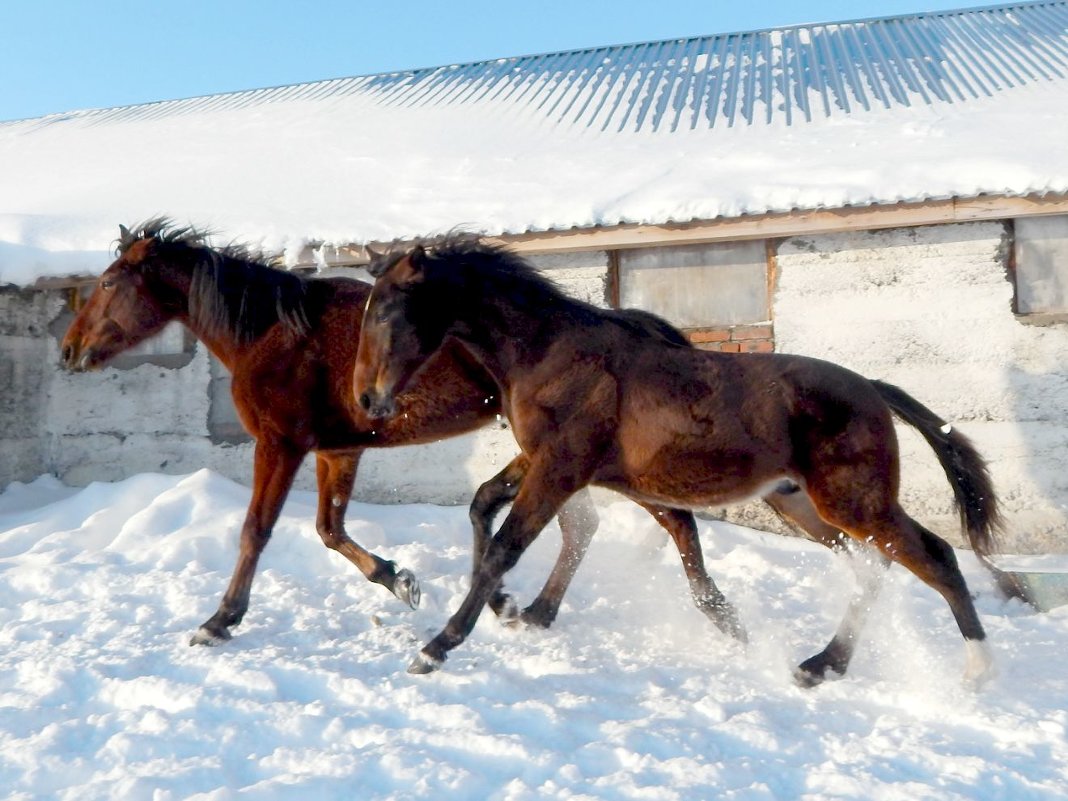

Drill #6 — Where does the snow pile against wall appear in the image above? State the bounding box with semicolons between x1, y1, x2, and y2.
776;221;1068;553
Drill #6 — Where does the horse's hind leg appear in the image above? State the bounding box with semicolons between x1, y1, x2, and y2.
191;436;305;645
641;504;746;642
891;517;993;686
814;492;993;687
314;450;419;609
764;484;890;686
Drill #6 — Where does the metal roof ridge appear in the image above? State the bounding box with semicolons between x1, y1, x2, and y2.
2;0;1062;126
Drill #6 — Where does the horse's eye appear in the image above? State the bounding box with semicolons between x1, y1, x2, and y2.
101;278;115;290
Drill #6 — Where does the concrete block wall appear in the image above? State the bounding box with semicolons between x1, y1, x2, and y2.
774;221;1068;553
7;251;612;508
0;286;65;482
7;228;1068;553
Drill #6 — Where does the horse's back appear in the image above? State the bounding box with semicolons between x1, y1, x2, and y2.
607;343;896;498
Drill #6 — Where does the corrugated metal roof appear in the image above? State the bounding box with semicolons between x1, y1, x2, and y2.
5;1;1068;135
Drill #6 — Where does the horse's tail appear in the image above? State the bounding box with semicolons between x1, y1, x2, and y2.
871;380;1003;564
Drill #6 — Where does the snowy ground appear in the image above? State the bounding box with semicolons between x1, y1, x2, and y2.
1;470;1066;800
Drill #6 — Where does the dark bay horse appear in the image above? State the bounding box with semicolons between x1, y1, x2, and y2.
354;237;1003;686
60;219;744;647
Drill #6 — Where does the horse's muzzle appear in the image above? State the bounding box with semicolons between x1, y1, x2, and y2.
358;388;397;419
61;342;95;372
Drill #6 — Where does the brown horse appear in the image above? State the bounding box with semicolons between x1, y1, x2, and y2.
354;237;1003;686
60;219;746;647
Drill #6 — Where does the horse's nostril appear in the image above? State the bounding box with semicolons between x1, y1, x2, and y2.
61;345;72;364
358;392;371;411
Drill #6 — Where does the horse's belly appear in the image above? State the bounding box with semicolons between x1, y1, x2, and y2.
599;441;791;507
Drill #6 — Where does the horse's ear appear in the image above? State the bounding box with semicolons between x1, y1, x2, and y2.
365;243;384;261
119;224;130;239
401;244;428;284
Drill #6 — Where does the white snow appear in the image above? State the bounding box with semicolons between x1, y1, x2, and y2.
2;469;1067;799
1;72;1066;286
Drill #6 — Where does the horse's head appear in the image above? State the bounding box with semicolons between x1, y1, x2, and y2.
354;243;452;419
61;221;189;371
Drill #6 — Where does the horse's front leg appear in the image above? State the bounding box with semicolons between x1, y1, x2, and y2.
470;455;600;626
314;450;419;608
469;456;528;621
410;462;576;674
190;437;305;645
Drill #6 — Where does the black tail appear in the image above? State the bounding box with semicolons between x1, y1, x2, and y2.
871;380;1002;563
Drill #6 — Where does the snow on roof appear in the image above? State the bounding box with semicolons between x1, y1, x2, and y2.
3;1;1068;285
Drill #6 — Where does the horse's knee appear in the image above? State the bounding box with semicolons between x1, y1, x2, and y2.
316;522;344;551
469;484;513;528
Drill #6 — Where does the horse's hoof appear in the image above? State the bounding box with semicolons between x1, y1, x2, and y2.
495;595;521;627
793;655;846;688
407;652;443;674
189;625;231;647
519;603;555;630
393;569;421;609
792;665;826;689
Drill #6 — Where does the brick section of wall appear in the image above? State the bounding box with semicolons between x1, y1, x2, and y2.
685;323;774;353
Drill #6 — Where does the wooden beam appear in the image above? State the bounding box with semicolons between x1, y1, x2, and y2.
287;193;1068;267
37;192;1068;283
492;194;1068;254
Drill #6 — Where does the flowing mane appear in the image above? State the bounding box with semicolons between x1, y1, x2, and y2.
374;234;571;309
375;234;690;346
120;217;313;344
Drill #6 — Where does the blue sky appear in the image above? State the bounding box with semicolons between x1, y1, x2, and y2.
2;0;980;122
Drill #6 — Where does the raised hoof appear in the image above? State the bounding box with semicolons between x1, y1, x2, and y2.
189;625;232;647
393;569;421;609
494;595;521;627
407;652;444;675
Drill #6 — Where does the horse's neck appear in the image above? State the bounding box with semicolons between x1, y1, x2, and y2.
170;256;257;371
181;317;245;371
457;298;553;389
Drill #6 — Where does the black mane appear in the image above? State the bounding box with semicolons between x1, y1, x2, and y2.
370;234;579;318
120;217;314;344
377;234;690;347
424;235;569;306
